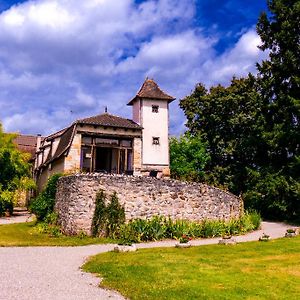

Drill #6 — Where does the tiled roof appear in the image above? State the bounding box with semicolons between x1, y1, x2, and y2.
45;127;68;141
77;113;142;129
128;78;175;105
39;113;141;168
13;134;38;159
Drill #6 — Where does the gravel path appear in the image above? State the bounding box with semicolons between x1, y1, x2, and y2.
0;220;296;300
0;208;34;225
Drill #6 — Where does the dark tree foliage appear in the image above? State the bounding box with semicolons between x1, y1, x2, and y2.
255;0;300;219
180;0;300;220
180;76;265;193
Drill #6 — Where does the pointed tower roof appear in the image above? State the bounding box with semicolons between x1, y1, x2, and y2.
127;78;175;105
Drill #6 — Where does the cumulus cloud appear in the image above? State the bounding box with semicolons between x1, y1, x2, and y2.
0;0;267;136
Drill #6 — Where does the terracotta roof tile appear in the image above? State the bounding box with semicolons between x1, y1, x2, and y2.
77;113;142;129
128;78;175;105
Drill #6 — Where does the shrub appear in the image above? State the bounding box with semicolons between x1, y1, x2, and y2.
0;189;14;216
91;190;125;238
29;173;63;221
247;210;261;230
106;192;125;236
34;212;62;237
118;224;139;245
35;222;62;237
91;190;107;237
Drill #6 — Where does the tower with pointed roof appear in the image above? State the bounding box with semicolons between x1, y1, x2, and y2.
128;78;175;177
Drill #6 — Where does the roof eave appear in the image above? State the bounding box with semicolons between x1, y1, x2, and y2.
127;95;175;106
77;121;142;130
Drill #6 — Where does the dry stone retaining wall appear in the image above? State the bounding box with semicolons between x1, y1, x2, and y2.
55;174;243;235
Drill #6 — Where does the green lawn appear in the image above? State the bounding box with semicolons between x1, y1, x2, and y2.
83;237;300;300
0;221;111;246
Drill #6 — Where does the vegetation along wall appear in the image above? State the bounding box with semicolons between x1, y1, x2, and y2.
55;174;243;235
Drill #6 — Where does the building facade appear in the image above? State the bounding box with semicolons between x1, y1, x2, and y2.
33;78;175;190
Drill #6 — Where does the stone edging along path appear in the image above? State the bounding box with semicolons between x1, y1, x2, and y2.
0;220;297;300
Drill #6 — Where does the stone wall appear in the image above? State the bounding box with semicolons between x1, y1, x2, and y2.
55;174;243;235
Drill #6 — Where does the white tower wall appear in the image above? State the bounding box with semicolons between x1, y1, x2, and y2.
141;99;169;166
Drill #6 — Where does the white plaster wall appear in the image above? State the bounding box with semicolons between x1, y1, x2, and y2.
141;99;169;165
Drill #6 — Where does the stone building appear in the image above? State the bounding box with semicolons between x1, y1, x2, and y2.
33;78;175;190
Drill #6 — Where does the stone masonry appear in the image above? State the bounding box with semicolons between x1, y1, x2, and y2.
55;174;243;235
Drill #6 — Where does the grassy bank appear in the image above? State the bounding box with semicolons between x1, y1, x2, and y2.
83;236;300;300
0;221;111;246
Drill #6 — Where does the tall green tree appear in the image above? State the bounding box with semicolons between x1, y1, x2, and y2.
255;0;300;218
179;0;300;220
257;0;300;170
180;76;264;193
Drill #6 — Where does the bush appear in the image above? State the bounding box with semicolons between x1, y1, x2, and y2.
34;212;62;237
118;224;139;245
29;173;63;221
91;190;125;238
91;190;107;237
106;192;125;236
247;210;261;230
0;189;14;216
35;223;62;237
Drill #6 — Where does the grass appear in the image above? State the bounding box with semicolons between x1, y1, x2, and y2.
83;236;300;300
0;221;112;246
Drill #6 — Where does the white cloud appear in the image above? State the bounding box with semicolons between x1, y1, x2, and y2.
0;0;267;136
200;29;268;86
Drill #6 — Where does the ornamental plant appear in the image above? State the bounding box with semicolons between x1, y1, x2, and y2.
179;234;192;244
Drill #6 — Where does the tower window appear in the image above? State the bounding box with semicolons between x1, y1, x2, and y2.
152;137;160;145
152;105;159;113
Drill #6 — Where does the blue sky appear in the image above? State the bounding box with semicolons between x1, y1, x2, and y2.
0;0;268;136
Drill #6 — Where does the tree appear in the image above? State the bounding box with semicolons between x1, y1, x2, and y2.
179;0;300;220
169;134;210;181
0;122;32;215
255;0;300;218
0;122;30;190
180;76;264;193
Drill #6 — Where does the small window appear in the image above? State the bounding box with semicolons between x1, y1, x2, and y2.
152;105;159;113
152;137;160;145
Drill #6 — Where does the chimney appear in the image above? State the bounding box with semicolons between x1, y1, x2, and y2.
36;134;42;151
